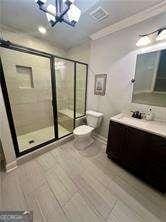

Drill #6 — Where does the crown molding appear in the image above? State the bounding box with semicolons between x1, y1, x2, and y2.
90;1;166;40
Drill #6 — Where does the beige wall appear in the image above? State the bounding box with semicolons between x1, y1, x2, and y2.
1;48;54;135
0;25;66;56
56;42;90;116
66;42;90;116
0;140;5;170
76;64;87;116
67;42;90;64
0;86;16;170
0;26;66;136
87;12;166;138
2;11;166;169
0;26;67;167
56;60;74;112
56;60;87;117
0;26;88;167
1;27;88;133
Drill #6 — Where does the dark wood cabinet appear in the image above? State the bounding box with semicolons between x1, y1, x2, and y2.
123;127;147;175
106;122;125;162
106;120;166;192
145;134;166;191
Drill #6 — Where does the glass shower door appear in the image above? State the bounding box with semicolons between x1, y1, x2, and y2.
76;63;87;118
1;48;56;154
55;58;74;138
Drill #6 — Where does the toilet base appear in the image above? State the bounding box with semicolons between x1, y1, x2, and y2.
74;136;94;150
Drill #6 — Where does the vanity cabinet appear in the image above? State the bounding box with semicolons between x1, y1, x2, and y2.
107;122;125;162
122;127;147;175
145;135;166;191
106;121;166;192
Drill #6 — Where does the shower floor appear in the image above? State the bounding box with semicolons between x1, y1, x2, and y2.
17;125;70;152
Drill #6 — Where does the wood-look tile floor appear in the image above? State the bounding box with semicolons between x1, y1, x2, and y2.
1;140;166;222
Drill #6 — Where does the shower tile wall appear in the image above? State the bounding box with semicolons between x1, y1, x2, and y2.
66;64;74;111
1;48;53;136
0;140;5;170
56;61;74;111
76;64;86;116
56;62;86;117
1;48;87;150
55;60;74;132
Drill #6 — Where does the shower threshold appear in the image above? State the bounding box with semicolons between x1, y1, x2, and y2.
17;125;70;152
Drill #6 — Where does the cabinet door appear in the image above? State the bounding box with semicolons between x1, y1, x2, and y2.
149;135;166;163
122;126;147;175
106;121;125;161
145;135;166;192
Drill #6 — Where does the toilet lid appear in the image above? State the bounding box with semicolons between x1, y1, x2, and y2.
73;125;94;136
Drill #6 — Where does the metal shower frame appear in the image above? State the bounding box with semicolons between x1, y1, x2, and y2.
0;39;88;157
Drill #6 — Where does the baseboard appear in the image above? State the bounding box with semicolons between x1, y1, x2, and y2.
6;160;17;173
93;133;107;145
17;134;74;165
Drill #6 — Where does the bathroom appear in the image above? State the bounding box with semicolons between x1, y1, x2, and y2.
0;0;166;221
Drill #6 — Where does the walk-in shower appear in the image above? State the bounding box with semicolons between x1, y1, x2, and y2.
0;41;88;157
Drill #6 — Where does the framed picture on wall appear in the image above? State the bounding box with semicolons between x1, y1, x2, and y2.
94;74;107;96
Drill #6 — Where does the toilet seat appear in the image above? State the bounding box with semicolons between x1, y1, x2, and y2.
73;125;94;136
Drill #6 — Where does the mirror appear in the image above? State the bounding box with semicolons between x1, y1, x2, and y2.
132;49;166;107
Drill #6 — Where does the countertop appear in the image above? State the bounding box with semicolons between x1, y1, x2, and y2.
110;113;166;138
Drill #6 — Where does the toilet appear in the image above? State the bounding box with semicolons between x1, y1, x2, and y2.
73;110;103;150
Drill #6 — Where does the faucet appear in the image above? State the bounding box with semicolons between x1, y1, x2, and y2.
131;111;144;119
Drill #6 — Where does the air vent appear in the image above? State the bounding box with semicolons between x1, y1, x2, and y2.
90;7;109;22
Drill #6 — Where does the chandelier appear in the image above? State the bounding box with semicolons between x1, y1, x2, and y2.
35;0;81;27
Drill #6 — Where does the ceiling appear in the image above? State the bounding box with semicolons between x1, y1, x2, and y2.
0;0;164;50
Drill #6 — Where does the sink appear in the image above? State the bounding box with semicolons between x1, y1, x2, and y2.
115;114;148;128
111;113;166;138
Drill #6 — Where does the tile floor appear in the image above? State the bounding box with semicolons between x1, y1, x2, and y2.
17;125;70;151
1;140;166;221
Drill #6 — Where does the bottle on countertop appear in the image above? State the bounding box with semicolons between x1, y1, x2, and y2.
145;108;153;121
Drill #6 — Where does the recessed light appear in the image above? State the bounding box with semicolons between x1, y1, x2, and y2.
38;26;47;34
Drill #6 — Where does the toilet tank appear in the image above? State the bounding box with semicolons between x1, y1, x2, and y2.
86;110;103;128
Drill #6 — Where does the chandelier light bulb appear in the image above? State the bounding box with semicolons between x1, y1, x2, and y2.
46;4;56;22
46;13;56;23
136;36;151;47
47;4;56;15
35;0;81;27
67;4;81;23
